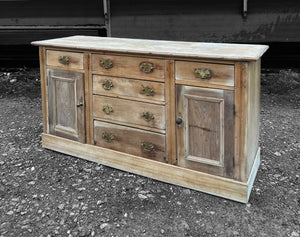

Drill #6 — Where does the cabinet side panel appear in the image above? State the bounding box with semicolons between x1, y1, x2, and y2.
245;59;261;178
234;61;261;182
39;47;48;133
234;62;247;181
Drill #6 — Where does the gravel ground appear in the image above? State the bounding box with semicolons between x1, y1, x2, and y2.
0;67;299;237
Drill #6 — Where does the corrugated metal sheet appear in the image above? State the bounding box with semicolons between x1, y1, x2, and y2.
0;0;105;44
110;0;300;43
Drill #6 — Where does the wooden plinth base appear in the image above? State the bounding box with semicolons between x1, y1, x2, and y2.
42;133;260;203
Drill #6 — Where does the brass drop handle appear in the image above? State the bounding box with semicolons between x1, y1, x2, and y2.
140;85;154;96
102;79;114;90
103;104;113;115
100;59;113;69
58;56;70;65
140;62;154;73
76;102;83;108
102;132;115;143
194;68;212;79
141;142;155;152
142;112;154;122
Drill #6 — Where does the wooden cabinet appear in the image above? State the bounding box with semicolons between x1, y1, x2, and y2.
32;36;268;203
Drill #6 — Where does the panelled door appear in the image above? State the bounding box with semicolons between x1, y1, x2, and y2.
47;69;85;143
176;85;234;178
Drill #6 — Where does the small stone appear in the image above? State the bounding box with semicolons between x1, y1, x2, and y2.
0;161;5;165
28;181;35;185
7;210;14;215
31;167;35;171
182;189;191;195
160;229;165;234
274;151;281;156
246;203;251;208
176;201;182;205
100;223;110;229
10;78;17;83
138;194;148;200
77;187;86;191
291;231;299;237
196;210;202;214
124;213;128;217
95;166;102;171
58;204;65;210
209;211;215;215
78;196;84;200
83;168;91;173
97;200;106;205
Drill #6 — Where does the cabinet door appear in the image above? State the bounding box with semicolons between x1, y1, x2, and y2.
47;69;85;143
176;85;234;178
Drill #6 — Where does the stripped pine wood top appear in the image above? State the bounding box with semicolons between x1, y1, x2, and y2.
32;35;269;61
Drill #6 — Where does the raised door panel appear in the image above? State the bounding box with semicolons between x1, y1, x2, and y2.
48;69;85;143
176;85;234;178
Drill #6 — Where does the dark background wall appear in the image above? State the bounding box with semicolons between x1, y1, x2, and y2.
1;0;299;68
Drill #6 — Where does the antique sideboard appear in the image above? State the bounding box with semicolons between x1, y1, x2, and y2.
32;36;268;203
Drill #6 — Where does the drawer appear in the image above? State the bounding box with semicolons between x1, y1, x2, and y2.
93;95;165;130
175;61;234;87
93;75;165;102
92;54;164;80
47;50;84;70
94;120;166;162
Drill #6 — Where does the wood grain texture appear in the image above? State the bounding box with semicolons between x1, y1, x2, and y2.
39;47;48;133
42;133;253;203
245;60;261;179
176;85;234;178
165;60;176;164
94;120;166;162
47;50;84;70
93;75;165;102
92;54;165;81
93;95;165;130
47;69;85;143
32;36;269;61
84;53;91;144
88;53;94;144
175;61;234;87
234;61;261;182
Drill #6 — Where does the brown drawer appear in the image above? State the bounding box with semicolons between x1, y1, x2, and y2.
92;54;165;80
94;120;166;162
93;95;165;130
47;50;84;70
175;61;234;87
93;75;165;102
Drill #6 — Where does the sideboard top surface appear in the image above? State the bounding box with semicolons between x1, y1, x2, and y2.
32;35;268;61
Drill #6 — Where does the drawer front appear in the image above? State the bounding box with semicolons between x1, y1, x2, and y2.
175;61;234;87
93;95;165;130
94;120;166;162
92;54;165;80
93;75;165;102
47;50;84;70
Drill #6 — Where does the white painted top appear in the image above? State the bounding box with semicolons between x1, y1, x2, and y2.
32;35;268;61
